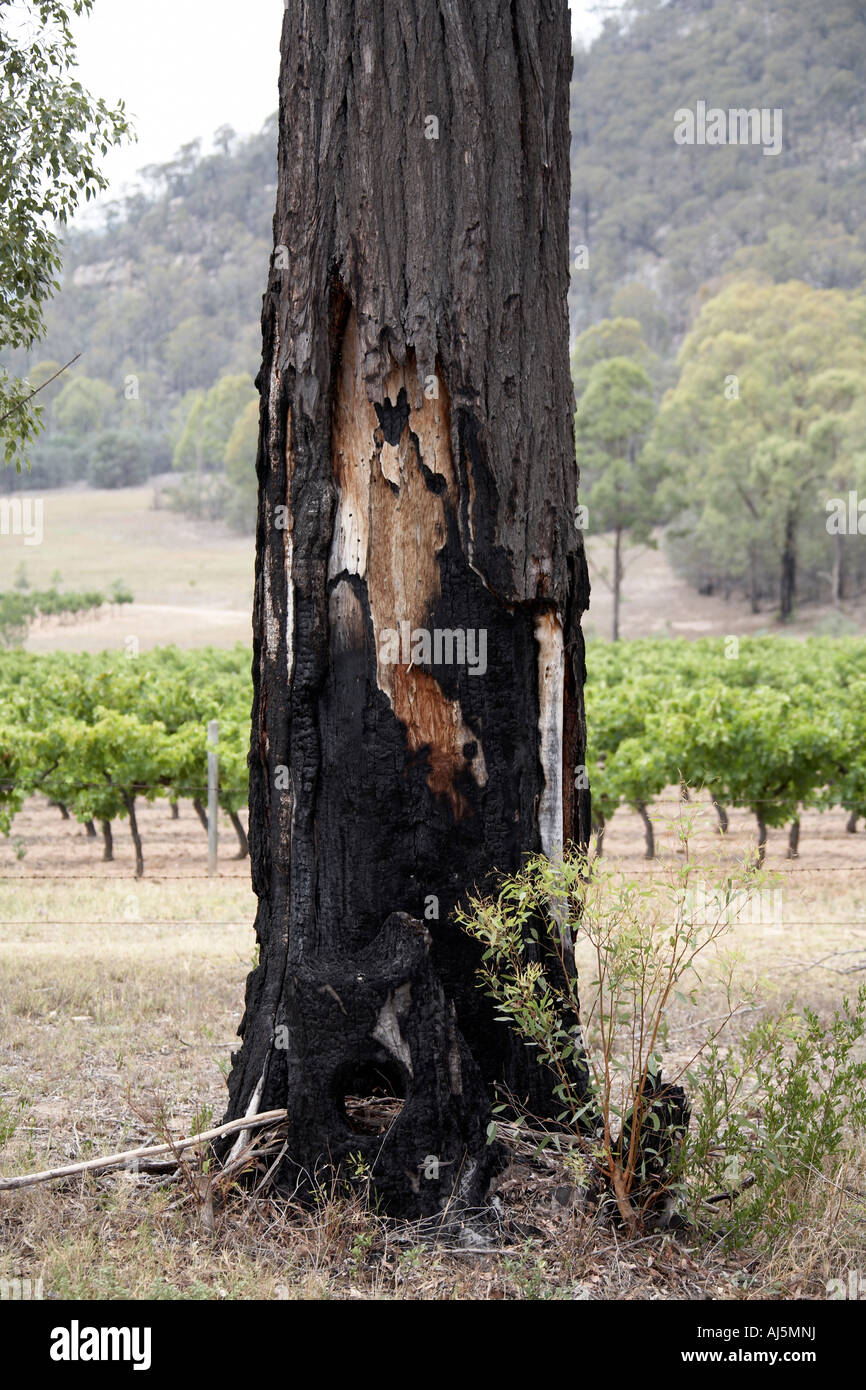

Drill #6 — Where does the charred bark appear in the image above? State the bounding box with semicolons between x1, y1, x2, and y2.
221;0;591;1218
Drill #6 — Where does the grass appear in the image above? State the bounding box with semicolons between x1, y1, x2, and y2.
0;484;254;651
3;486;864;655
1;794;864;1299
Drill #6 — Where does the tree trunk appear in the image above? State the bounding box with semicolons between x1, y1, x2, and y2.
170;799;180;820
780;511;797;621
748;547;759;614
219;0;591;1219
832;530;843;606
193;797;208;833
612;526;623;642
84;818;96;839
51;801;70;820
123;793;144;880
594;812;606;858
101;819;113;862
635;801;654;859
229;810;249;860
787;815;800;859
754;811;767;867
712;798;729;835
846;811;858;834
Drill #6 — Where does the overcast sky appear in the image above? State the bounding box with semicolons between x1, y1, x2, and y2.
67;1;622;213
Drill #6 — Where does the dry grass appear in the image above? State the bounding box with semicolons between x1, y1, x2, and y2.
0;797;864;1299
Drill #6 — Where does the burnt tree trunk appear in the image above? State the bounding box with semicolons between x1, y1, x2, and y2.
221;0;591;1218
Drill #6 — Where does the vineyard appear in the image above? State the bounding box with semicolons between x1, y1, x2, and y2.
1;636;864;875
587;636;866;863
0;645;252;875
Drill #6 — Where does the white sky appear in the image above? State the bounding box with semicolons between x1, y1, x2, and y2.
66;0;622;213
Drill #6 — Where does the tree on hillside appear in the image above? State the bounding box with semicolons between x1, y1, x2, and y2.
53;375;115;434
219;0;594;1218
570;316;657;398
223;399;259;532
0;0;130;466
171;374;256;518
575;355;661;641
655;279;866;618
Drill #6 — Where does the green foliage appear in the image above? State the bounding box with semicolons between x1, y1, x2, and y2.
569;0;866;337
585;634;866;851
0;0;131;465
88;429;149;488
224;399;259;532
3;115;274;518
458;846;749;1231
53;375;115;435
0;644;252;872
460;843;866;1247
685;988;866;1249
575;345;664;639
0;585;114;647
654;280;866;609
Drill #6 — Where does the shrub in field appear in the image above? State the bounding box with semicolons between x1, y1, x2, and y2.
684;988;866;1249
457;836;753;1232
459;840;866;1249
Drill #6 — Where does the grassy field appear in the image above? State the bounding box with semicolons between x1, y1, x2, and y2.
0;793;863;1300
0;484;254;652
1;487;865;1298
2;484;865;653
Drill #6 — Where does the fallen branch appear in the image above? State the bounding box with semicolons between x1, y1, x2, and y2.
0;1108;288;1192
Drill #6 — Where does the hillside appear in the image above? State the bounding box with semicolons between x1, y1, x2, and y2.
569;0;866;342
2;0;866;621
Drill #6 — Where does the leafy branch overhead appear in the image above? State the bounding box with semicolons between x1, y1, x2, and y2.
0;0;131;465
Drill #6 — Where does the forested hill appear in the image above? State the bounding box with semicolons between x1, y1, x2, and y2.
569;0;866;346
34;119;277;404
6;0;866;520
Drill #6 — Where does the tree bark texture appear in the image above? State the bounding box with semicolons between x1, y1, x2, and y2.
222;0;590;1218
